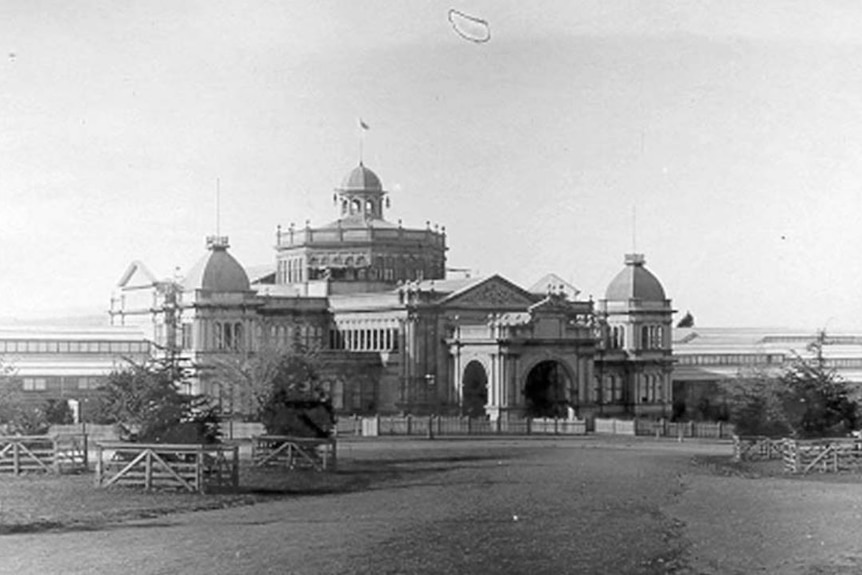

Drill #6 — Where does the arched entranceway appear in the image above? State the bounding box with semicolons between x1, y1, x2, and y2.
524;360;571;418
461;360;488;417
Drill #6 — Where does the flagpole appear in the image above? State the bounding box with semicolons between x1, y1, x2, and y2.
358;118;369;165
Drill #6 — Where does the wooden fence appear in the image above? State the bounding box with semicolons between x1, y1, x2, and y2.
0;434;88;474
732;436;787;462
782;438;862;475
358;415;587;437
95;442;239;493
595;418;636;435
251;436;336;471
632;419;735;439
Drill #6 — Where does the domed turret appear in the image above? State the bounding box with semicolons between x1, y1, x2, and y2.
605;254;666;302
335;163;388;221
183;236;250;293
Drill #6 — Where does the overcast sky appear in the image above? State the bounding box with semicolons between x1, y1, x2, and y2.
2;1;862;329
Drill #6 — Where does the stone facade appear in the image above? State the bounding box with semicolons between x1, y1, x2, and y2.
109;162;675;421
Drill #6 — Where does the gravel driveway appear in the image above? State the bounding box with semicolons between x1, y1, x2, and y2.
2;437;859;574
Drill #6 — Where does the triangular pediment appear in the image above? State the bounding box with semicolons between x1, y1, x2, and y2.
528;273;580;299
117;260;158;289
440;275;537;309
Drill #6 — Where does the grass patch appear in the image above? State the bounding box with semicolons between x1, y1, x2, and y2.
0;459;406;535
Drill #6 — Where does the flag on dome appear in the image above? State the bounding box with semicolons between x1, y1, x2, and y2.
359;118;370;130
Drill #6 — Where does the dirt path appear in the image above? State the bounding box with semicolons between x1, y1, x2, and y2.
2;438;858;574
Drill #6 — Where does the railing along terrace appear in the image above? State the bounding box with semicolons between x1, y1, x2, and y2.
277;226;445;248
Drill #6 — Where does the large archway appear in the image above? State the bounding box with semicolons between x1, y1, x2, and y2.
524;360;572;418
461;360;488;417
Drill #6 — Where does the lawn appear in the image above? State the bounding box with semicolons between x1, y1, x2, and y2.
0;458;396;534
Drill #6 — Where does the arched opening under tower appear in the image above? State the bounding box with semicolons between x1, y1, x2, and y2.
461;361;488;417
524;360;572;418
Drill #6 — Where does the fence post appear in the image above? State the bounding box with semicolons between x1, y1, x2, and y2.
196;450;204;494
13;441;20;475
83;433;89;471
427;415;434;440
52;436;59;474
467;416;472;435
526;418;532;435
437;415;442;437
232;445;240;487
144;449;153;491
407;415;412;436
95;443;103;487
554;417;559;435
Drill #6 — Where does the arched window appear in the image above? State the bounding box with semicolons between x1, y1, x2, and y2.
342;199;348;215
351;199;361;214
219;323;230;350
366;199;374;215
234;323;243;350
641;326;650;349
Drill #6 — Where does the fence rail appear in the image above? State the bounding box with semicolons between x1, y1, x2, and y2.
358;415;587;437
95;442;239;493
782;438;862;474
631;419;735;439
0;434;88;474
732;436;786;462
251;436;336;471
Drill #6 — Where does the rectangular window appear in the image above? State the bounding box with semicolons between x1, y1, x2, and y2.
22;378;47;391
77;377;102;390
214;323;223;350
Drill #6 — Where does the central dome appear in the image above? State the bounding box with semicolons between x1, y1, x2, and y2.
338;163;383;193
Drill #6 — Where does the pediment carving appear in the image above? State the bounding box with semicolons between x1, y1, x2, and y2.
446;278;535;309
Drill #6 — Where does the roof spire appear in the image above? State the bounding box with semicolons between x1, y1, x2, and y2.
216;177;221;237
